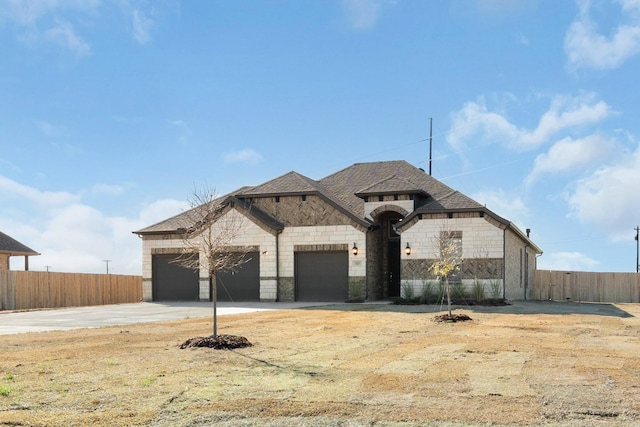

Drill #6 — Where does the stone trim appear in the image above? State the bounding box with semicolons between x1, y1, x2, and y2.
369;204;410;219
294;244;348;252
151;248;191;255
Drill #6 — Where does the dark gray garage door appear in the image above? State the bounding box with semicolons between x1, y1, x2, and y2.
295;251;348;302
215;252;260;301
152;254;199;301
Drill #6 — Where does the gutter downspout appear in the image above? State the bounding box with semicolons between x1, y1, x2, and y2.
502;229;507;300
276;229;281;302
524;244;529;300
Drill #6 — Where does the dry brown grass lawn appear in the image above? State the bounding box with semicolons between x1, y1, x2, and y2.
1;302;640;426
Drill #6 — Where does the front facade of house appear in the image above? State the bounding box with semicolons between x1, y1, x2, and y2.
134;161;541;302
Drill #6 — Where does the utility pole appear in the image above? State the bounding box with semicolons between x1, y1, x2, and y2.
104;259;111;274
428;117;433;176
635;227;639;272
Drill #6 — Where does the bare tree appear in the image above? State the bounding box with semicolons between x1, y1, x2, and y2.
174;186;251;339
428;227;463;319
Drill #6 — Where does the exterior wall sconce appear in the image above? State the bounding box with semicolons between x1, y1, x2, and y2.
352;243;358;256
405;243;411;255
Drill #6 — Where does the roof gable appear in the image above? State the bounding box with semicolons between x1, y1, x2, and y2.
239;171;319;196
355;174;427;198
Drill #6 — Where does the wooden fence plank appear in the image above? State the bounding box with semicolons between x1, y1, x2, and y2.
534;270;640;303
1;271;141;311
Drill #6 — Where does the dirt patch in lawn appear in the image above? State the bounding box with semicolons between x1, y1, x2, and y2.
1;302;640;426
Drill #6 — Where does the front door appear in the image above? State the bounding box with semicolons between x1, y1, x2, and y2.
388;240;401;298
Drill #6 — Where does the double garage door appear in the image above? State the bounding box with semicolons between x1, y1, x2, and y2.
152;250;348;302
152;253;260;302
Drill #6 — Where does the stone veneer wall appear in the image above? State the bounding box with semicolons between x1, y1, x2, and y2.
252;195;367;230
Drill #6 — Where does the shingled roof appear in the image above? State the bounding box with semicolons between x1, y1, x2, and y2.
134;160;536;250
134;195;284;235
0;231;39;256
319;160;459;215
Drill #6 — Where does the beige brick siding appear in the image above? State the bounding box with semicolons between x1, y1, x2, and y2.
399;215;506;298
504;228;535;300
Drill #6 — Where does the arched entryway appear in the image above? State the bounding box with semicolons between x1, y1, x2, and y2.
368;210;405;300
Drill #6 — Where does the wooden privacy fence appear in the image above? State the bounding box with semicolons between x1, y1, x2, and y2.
533;270;640;303
0;270;142;311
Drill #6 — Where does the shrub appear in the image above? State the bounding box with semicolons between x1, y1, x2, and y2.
400;281;420;303
471;279;486;302
421;280;435;304
489;279;503;299
451;281;467;300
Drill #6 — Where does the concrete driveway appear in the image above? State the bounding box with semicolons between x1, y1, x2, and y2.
0;301;330;335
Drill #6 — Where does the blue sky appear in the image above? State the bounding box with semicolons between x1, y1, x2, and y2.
2;0;640;275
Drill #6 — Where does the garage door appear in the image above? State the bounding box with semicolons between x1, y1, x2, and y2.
295;251;348;302
215;252;260;301
152;254;199;301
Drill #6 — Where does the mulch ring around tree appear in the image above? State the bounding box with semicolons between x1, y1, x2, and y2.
180;334;253;350
432;313;473;323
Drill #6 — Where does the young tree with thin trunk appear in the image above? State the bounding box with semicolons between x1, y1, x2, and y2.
428;228;463;319
174;186;250;340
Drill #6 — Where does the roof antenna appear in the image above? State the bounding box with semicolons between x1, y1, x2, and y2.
428;117;433;176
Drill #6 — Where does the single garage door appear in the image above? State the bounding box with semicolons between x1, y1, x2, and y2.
215;252;260;301
152;254;199;301
295;251;348;302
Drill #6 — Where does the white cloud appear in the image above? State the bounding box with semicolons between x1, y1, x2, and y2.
34;119;66;137
0;174;79;207
131;8;153;44
472;188;529;228
3;174;187;274
537;251;600;271
448;93;611;153
44;20;91;56
168;119;191;144
341;0;383;30
223;148;264;165
566;141;640;241
565;0;640;70
525;134;615;185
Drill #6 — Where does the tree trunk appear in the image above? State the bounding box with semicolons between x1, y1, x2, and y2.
445;277;452;318
210;273;217;339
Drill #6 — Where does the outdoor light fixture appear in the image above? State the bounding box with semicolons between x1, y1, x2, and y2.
405;243;411;255
352;243;358;256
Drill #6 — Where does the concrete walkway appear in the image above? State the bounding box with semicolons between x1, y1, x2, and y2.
0;301;330;335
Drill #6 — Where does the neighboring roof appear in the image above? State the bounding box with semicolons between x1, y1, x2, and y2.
0;231;39;256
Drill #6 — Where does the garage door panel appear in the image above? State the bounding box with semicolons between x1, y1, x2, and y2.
152;254;199;301
215;252;260;301
296;251;348;302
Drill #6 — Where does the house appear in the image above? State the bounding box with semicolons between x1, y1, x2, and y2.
134;160;542;302
0;231;39;271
